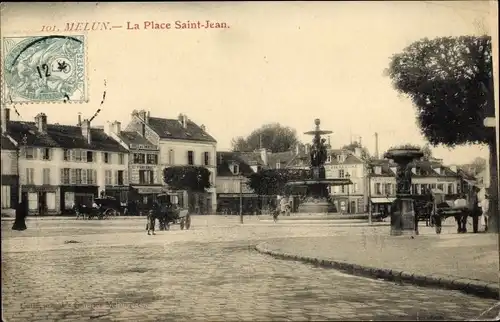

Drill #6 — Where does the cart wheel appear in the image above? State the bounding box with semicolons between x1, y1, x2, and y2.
180;219;185;230
185;215;191;230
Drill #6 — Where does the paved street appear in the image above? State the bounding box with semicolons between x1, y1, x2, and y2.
2;216;498;321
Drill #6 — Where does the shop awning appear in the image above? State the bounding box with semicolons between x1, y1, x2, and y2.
371;197;396;204
218;193;259;198
132;186;165;194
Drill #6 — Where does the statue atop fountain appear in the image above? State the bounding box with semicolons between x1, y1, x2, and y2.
285;118;352;214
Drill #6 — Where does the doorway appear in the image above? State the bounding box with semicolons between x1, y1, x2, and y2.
38;192;47;215
350;200;357;214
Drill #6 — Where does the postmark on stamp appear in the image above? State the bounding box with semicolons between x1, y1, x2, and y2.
2;35;88;104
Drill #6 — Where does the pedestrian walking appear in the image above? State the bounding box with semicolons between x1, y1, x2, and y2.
12;199;28;231
431;211;442;234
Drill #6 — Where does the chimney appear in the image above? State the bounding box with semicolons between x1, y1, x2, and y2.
374;132;379;159
260;148;268;166
182;114;188;128
146;111;150;124
35;113;48;133
81;119;91;144
111;121;121;134
138;110;148;124
77;112;82;126
1;107;10;133
201;124;206;132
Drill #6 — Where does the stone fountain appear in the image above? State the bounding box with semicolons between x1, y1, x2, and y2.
384;147;424;236
285;119;352;214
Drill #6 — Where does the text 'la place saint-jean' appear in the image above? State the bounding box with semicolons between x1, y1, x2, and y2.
40;21;230;32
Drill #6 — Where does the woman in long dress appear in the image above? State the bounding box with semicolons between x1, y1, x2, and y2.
12;199;27;231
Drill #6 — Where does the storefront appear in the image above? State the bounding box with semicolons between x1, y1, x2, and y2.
217;193;261;214
1;175;18;210
370;197;396;215
21;185;59;215
104;185;130;204
59;185;98;214
130;185;165;205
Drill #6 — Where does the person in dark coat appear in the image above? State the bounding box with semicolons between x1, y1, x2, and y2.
470;186;481;233
12;199;28;231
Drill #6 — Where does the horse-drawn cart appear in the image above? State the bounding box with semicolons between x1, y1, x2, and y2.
75;196;124;220
153;193;191;231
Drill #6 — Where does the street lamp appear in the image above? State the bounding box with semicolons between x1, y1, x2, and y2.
238;172;243;224
367;167;373;225
346;173;351;214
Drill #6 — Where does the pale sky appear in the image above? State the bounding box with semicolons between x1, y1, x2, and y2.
1;1;498;165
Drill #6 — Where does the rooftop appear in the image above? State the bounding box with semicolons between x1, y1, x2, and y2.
146;116;217;143
6;121;128;153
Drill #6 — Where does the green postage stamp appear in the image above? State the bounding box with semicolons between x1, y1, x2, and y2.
2;35;88;104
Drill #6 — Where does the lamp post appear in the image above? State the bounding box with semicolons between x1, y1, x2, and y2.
238;172;243;224
367;167;372;225
346;173;351;214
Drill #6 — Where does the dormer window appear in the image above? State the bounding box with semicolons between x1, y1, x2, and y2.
337;155;341;162
374;166;382;175
327;155;332;163
231;163;240;175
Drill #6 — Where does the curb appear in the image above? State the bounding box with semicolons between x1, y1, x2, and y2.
1;216;148;221
255;242;499;300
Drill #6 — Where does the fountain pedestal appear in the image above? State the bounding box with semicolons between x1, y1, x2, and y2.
384;148;424;236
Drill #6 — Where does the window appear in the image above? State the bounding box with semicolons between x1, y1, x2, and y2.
119;153;125;165
26;168;34;184
232;164;239;175
327;155;332;163
139;170;154;184
384;183;391;195
437;184;444;192
61;168;70;184
204;152;210;166
147;154;158;164
103;152;110;164
46;192;56;210
133;153;145;164
105;170;112;185
448;183;454;195
276;162;281;169
1;186;11;209
25;147;35;159
187;151;194;165
168;149;175;165
63;149;70;161
87;169;95;185
351;169;357;177
74;150;83;162
75;169;82;184
353;183;358;193
341;185;345;193
375;183;381;195
43;168;50;185
338;169;345;178
411;184;418;195
87;151;94;163
117;170;124;185
42;148;51;160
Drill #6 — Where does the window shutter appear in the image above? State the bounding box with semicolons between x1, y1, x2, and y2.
70;169;76;184
60;169;64;184
25;168;29;184
114;170;118;185
201;152;204;166
93;170;97;185
30;168;34;184
70;150;75;161
49;148;53;160
82;151;87;162
82;169;88;184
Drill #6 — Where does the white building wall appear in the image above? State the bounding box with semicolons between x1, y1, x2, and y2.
1;149;18;175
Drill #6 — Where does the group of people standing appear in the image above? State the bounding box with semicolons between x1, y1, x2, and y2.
452;186;490;234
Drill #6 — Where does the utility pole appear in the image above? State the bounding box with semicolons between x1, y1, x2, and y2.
239;174;243;224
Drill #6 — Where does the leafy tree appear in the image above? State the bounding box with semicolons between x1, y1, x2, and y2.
246;169;310;197
163;166;211;192
341;141;372;161
385;35;494;145
163;166;212;213
231;123;299;153
385;35;497;232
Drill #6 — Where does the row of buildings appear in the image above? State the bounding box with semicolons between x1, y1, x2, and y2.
216;145;478;214
1;108;217;214
0;106;478;215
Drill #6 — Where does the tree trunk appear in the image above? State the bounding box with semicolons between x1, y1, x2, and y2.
488;141;499;233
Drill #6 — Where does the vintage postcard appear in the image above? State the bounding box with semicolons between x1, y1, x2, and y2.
1;2;499;321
